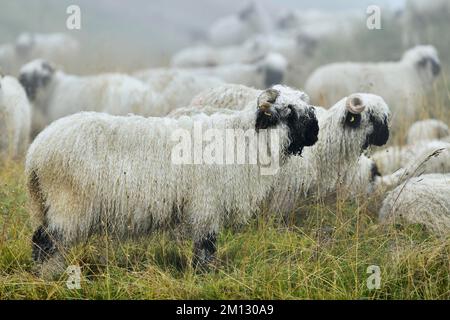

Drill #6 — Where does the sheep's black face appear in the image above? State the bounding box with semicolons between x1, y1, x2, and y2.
285;105;319;155
255;88;319;156
363;113;389;150
19;62;54;101
417;56;441;77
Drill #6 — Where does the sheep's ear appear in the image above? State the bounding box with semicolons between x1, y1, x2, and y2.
255;88;280;129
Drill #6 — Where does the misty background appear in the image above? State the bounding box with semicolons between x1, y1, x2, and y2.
0;0;407;72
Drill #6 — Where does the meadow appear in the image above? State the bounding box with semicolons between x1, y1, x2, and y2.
0;7;449;300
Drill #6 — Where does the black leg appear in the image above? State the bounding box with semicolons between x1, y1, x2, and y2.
192;233;217;271
31;225;59;263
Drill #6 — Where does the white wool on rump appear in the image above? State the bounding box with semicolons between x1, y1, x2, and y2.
372;140;450;175
0;74;31;158
379;173;450;236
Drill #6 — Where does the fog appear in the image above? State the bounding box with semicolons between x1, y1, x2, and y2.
0;0;406;70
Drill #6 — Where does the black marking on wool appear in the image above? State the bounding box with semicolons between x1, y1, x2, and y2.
417;56;441;77
286;106;319;155
31;225;59;263
192;233;217;270
19;63;53;101
370;162;381;182
363;113;390;150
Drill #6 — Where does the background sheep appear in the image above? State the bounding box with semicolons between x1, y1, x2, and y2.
0;33;79;76
406;119;449;144
137;53;287;90
207;1;273;47
0;74;31;159
379;173;450;236
26;86;319;277
304;46;441;130
19;59;154;134
372;139;450;175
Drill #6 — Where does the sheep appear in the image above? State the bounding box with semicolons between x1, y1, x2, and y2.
171;42;258;68
187;84;391;213
26;86;319;277
0;74;31;159
372;140;450;175
140;53;287;90
19;59;156;134
304;46;441;130
0;33;79;76
406;119;449;144
275;8;360;40
379;174;450;236
132;69;225;113
207;1;273;47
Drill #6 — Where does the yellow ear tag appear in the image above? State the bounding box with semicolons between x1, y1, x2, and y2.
350;116;355;122
264;112;272;117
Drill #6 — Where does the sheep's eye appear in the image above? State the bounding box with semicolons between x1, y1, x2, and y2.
344;112;361;128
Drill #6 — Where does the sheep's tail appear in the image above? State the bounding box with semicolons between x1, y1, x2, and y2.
27;169;47;223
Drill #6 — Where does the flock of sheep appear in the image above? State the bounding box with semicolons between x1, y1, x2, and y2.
0;1;449;278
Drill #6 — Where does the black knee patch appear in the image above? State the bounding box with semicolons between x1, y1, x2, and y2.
32;226;58;263
193;233;217;270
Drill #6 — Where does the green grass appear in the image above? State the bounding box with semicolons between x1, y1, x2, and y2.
0;160;449;299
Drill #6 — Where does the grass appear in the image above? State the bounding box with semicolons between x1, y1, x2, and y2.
0;159;449;299
1;6;450;300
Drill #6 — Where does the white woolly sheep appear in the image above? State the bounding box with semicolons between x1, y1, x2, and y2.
26;86;319;277
406;119;449;144
207;1;273;47
372;139;450;175
0;74;31;158
191;53;287;89
188;84;391;213
305;46;441;129
19;59;156;134
133;68;225;113
0;33;79;76
379;173;450;236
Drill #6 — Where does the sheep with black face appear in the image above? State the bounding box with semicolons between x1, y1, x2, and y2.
185;85;390;213
26;86;319;278
19;59;154;135
305;46;440;130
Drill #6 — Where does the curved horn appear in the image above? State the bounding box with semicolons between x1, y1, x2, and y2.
257;88;280;111
346;94;365;114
